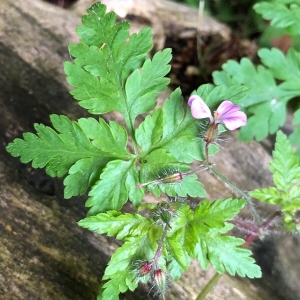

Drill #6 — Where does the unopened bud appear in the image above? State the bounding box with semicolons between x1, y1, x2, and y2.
160;210;172;226
153;269;167;295
136;172;185;189
159;172;183;184
137;261;153;277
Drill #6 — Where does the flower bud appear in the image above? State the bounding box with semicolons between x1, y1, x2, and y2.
136;172;185;189
160;210;172;226
159;172;183;184
137;261;152;277
153;269;167;295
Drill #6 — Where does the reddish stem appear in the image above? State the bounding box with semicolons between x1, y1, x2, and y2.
231;211;282;248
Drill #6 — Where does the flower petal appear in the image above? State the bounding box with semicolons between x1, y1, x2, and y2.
218;111;247;130
215;100;241;117
188;95;213;121
214;100;247;130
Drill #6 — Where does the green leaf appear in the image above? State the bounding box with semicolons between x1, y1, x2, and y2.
189;200;243;268
193;198;246;230
125;49;171;121
172;199;260;278
78;117;132;158
136;85;242;165
213;48;300;143
63;156;110;198
213;57;297;107
7;115;97;176
99;229;160;299
206;231;262;278
249;187;282;204
78;211;151;240
168;257;185;280
79;210;161;300
290;127;300;156
166;205;193;269
270;131;300;192
66;2;151;101
135;108;163;152
6;115;117;198
250;131;300;231
258;48;300;84
239;100;287;141
292;107;300;125
65;3;170;126
254;1;300;36
159;88;210;162
6;115;135;199
86;159;144;215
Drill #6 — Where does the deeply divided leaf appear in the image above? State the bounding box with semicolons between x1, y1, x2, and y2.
206;232;262;278
6;115;127;198
254;1;300;36
79;211;159;299
270;131;300;192
258;48;300;84
99;234;157;299
168;199;261;278
65;2;170;126
249;131;300;231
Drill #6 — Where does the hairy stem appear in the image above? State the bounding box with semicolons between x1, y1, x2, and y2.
154;225;168;262
211;166;261;223
195;272;223;300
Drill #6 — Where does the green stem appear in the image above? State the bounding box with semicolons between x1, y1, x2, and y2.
195;272;223;300
124;114;139;155
211;166;261;223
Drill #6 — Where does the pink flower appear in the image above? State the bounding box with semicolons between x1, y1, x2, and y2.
188;95;247;130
